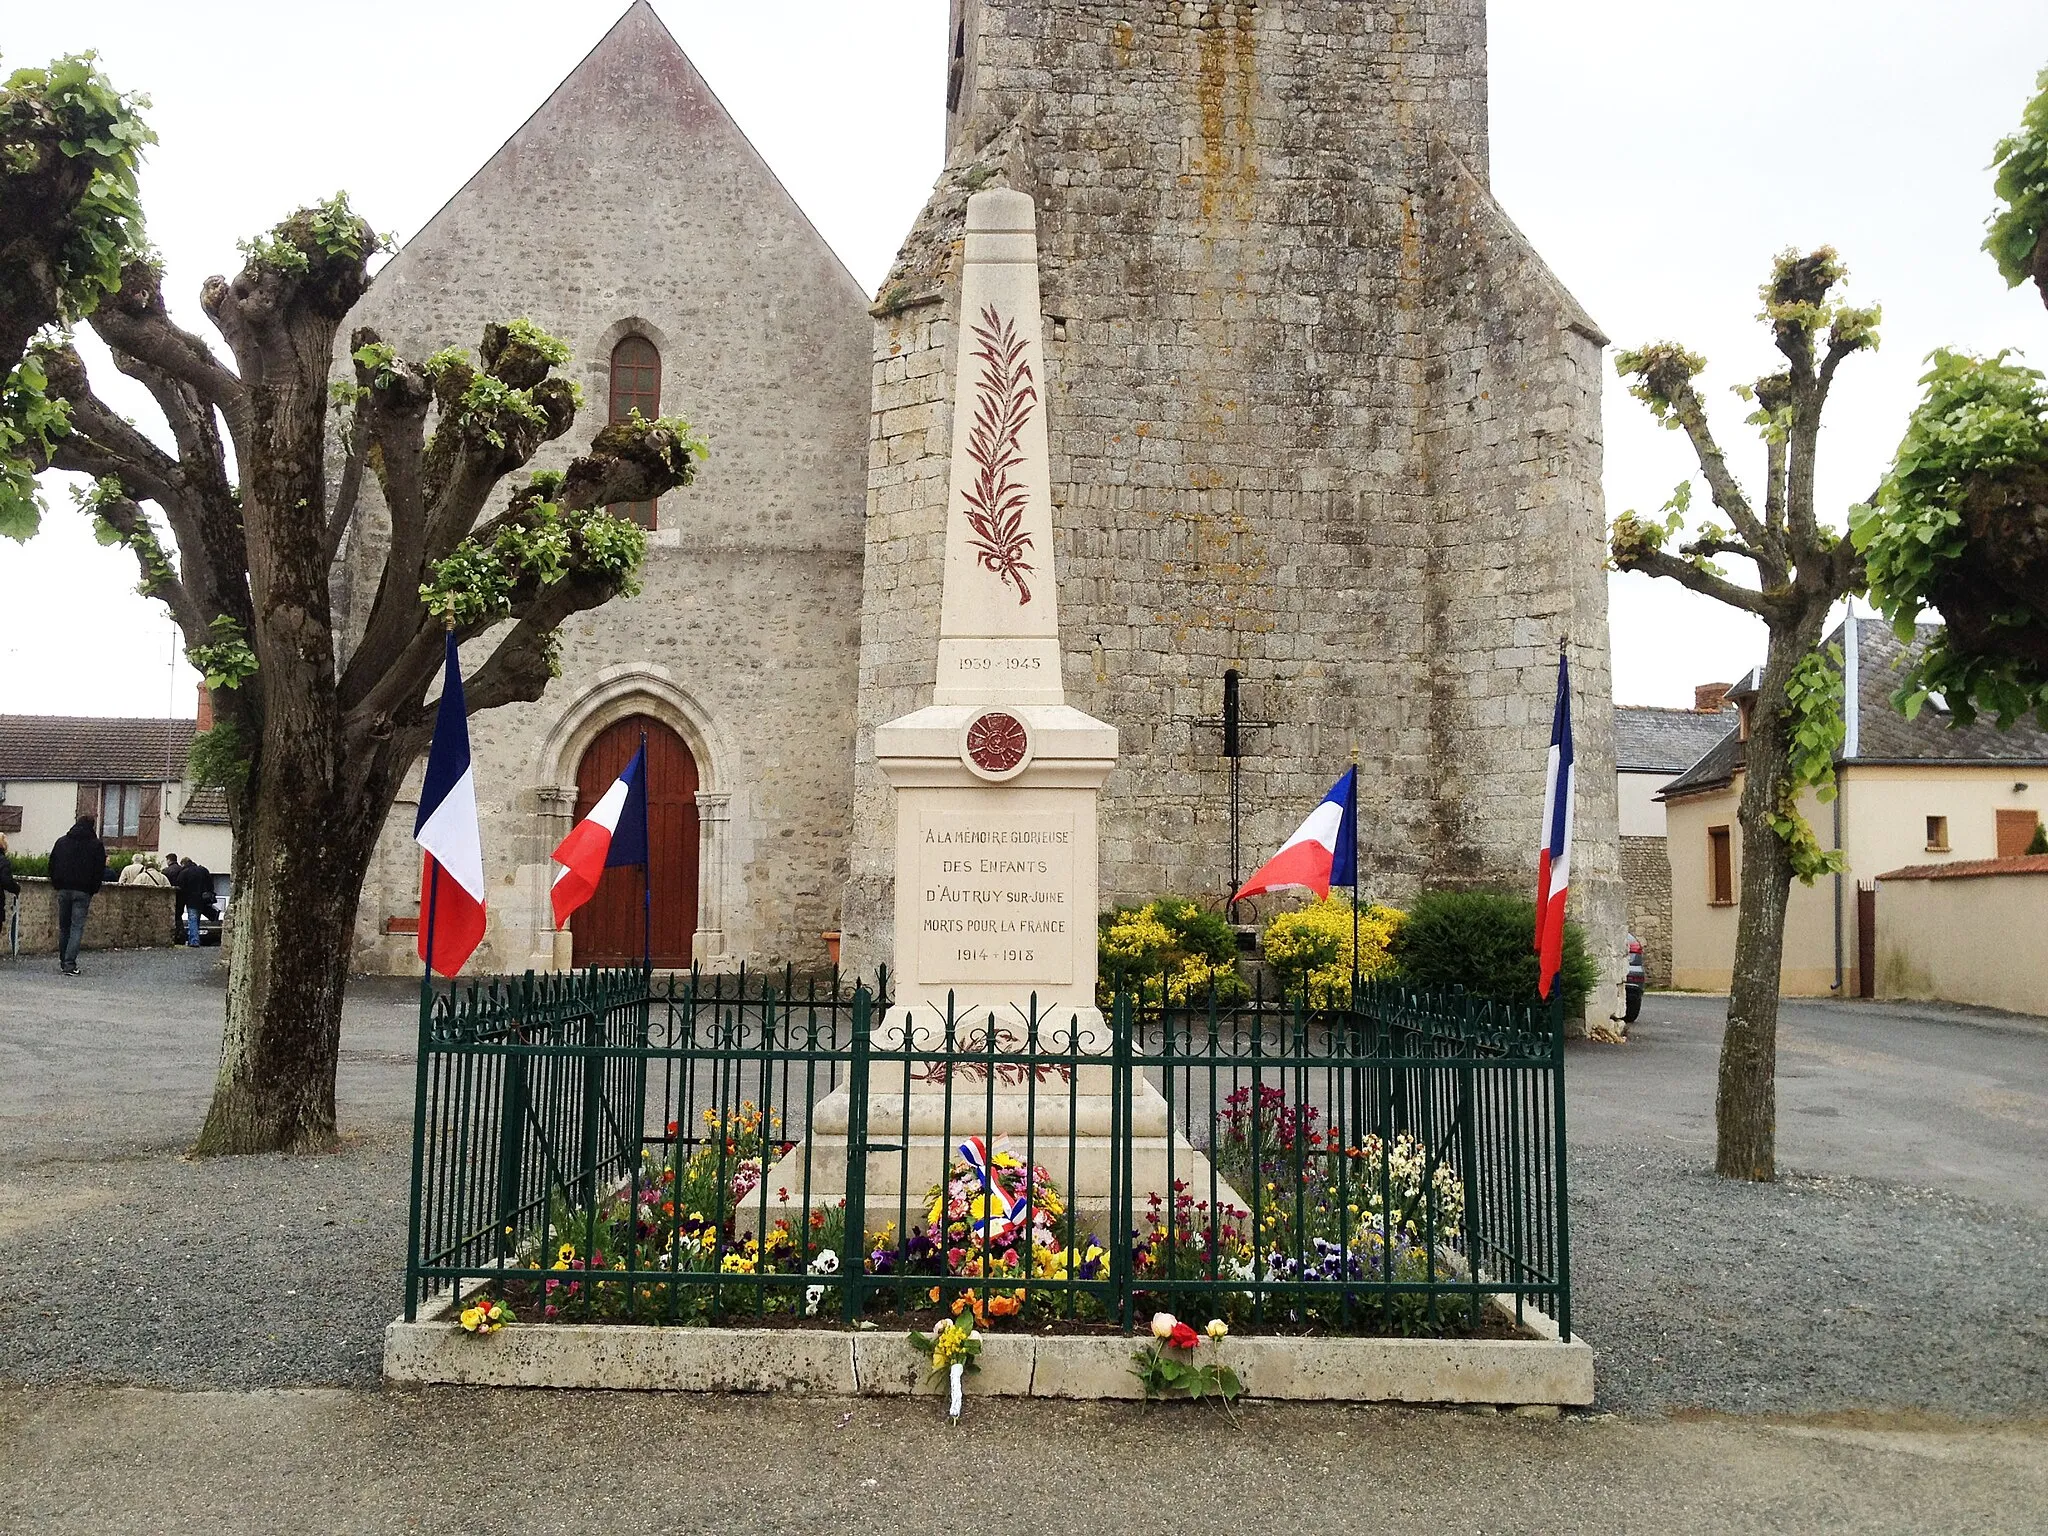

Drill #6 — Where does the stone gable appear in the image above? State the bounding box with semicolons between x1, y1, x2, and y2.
341;1;871;975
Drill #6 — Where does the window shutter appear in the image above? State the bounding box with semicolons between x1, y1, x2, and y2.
1996;809;2039;859
75;782;101;823
138;785;162;850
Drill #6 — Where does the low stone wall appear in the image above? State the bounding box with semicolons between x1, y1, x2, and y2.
1618;835;1672;988
1875;859;2048;1018
6;877;177;955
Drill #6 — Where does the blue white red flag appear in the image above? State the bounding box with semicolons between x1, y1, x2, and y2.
957;1136;1026;1230
1534;651;1575;1000
549;743;649;926
1234;767;1357;902
414;634;487;977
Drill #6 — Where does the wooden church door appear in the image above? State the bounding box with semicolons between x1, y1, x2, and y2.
570;715;699;968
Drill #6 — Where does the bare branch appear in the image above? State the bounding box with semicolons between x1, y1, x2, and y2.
322;415;366;571
1661;375;1782;572
88;262;251;460
87;487;205;639
1615;543;1779;619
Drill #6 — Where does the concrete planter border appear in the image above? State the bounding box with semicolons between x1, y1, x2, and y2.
385;1291;1592;1405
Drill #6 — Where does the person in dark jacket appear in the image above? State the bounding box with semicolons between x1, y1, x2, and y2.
0;833;19;942
47;816;107;975
171;856;217;947
164;852;186;938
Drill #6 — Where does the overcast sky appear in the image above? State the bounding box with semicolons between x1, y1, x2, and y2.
2;0;2045;718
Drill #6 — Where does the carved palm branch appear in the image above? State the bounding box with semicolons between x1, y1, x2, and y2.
960;304;1039;603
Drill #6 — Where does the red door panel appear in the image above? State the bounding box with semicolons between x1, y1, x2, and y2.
570;714;698;968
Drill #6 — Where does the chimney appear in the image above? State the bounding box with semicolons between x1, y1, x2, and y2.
1694;682;1732;713
195;688;215;732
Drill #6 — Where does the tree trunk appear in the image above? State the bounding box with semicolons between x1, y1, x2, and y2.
194;774;382;1155
1714;608;1829;1181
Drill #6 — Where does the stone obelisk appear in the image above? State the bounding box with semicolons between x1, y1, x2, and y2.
875;187;1117;1044
755;191;1237;1234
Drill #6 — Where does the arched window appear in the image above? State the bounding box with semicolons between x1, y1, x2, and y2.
608;335;661;529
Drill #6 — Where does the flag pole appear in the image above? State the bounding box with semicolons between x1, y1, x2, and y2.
1349;743;1361;1007
421;859;441;1000
640;728;652;978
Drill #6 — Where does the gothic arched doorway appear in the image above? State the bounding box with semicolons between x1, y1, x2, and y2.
570;714;699;969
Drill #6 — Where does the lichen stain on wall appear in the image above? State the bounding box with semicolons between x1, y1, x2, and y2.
1164;1;1270;651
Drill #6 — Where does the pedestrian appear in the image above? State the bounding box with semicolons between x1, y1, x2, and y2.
47;815;107;976
164;852;186;935
0;832;19;941
171;854;217;947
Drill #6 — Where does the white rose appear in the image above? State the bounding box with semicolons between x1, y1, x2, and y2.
1150;1311;1177;1340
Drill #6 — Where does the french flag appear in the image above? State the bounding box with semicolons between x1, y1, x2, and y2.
549;743;649;927
414;634;487;977
1534;650;1575;1000
1234;767;1358;902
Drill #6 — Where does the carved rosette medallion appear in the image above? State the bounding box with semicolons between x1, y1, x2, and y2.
962;710;1032;780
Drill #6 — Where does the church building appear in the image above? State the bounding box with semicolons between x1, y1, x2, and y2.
342;0;1625;995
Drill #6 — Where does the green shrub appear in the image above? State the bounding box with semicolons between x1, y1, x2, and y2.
2029;820;2048;856
1389;889;1599;1018
1097;898;1248;1006
8;852;48;877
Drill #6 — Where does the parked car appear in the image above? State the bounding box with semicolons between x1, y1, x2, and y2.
1623;934;1646;1023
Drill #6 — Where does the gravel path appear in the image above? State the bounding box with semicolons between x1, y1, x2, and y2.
1573;1143;2048;1415
3;961;2046;1416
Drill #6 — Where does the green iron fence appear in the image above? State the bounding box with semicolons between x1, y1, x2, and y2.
404;967;1572;1340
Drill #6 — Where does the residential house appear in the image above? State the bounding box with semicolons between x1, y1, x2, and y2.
1615;684;1737;986
0;711;232;872
1660;618;2048;995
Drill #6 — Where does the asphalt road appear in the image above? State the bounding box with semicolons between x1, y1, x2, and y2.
4;1388;2046;1536
1573;991;2048;1212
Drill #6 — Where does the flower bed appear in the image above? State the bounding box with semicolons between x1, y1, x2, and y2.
476;1102;1504;1343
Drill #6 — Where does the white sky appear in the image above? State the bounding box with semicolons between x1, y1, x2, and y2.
1;0;2044;718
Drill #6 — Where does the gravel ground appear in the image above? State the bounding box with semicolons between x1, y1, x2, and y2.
1572;1143;2048;1415
3;960;2046;1418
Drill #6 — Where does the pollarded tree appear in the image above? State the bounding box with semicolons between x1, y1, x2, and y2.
1610;249;1878;1182
1853;65;2048;728
0;52;152;533
0;59;705;1155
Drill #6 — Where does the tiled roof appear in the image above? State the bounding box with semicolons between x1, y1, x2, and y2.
0;715;197;783
178;786;230;825
1878;854;2048;882
1854;622;2048;762
1659;725;1748;799
1660;622;2048;801
1615;706;1737;773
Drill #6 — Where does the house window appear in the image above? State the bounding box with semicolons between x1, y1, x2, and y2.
1708;825;1734;905
608;335;661;530
100;783;145;841
1925;815;1949;853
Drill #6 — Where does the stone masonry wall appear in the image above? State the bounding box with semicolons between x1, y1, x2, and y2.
1619;835;1672;988
338;4;870;975
9;879;176;955
846;0;1624;1000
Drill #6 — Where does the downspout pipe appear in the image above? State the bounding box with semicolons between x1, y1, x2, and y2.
1833;610;1861;992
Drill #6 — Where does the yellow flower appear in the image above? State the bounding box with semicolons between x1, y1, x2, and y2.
557;1243;576;1262
459;1307;481;1330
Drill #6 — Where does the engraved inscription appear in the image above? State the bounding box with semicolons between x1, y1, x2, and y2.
917;810;1074;985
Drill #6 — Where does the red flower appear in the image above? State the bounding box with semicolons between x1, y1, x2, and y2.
1169;1321;1200;1351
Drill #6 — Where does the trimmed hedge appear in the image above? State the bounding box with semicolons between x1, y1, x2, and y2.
1389;889;1600;1018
